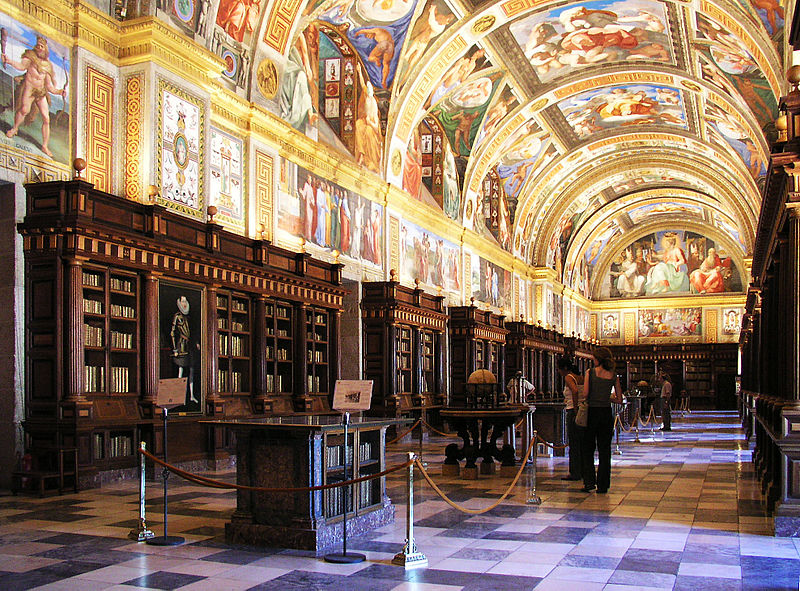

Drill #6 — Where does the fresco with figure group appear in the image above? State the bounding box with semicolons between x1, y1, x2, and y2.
594;230;742;299
557;83;686;140
0;14;70;164
277;163;384;266
471;253;512;310
399;220;461;294
638;307;702;338
508;0;674;84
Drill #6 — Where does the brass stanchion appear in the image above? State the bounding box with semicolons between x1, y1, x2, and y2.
635;411;641;443
613;413;622;456
526;430;542;505
393;452;428;569
130;442;155;541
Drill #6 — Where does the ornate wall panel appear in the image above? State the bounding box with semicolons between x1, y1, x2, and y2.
624;312;636;345
255;150;274;241
124;74;143;201
705;309;718;343
85;67;114;193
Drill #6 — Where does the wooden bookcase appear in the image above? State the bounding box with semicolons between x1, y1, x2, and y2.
19;179;345;487
448;305;508;406
361;281;446;418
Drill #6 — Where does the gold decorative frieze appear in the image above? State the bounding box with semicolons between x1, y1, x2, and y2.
255;151;273;241
85;66;114;192
263;0;304;53
124;74;143;202
624;312;636;344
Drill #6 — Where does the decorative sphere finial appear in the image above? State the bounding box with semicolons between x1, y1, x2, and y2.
73;158;86;179
389;268;397;281
789;65;800;89
207;205;218;223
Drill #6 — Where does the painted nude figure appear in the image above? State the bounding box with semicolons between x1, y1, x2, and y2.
2;36;66;158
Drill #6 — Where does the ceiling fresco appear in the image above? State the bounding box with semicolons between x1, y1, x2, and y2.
164;0;788;299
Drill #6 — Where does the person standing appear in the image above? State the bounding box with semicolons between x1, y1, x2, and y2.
558;357;583;481
506;370;534;404
581;347;623;494
660;373;673;431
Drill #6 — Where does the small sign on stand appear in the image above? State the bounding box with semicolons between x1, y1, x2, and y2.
147;378;187;547
325;380;373;564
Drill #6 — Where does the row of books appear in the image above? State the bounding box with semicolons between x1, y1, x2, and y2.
83;272;102;287
84;323;103;347
83;299;103;314
307;349;326;363
231;300;248;312
265;373;287;392
110;366;131;393
326;445;354;468
307;375;324;392
358;441;376;462
219;334;247;357
109;277;134;292
94;432;133;460
231;320;247;332
218;370;245;392
110;304;135;318
110;330;134;349
85;365;105;392
324;482;374;517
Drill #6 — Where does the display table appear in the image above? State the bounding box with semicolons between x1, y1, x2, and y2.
440;406;528;474
205;416;408;553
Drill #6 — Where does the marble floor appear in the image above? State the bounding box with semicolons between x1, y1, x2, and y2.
0;411;798;591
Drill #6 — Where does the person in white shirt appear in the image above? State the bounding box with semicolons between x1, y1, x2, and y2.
558;357;584;480
507;370;534;404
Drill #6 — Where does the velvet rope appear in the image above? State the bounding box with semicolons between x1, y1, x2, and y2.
138;447;412;493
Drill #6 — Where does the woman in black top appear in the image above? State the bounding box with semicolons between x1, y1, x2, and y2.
581;347;623;494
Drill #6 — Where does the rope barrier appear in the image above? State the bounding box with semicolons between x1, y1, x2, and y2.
387;419;422;445
421;419;459;438
535;435;568;451
138;447;412;493
413;433;537;515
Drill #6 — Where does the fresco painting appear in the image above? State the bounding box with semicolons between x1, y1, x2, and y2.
601;312;620;338
600;230;742;299
638;307;702;338
473;85;519;150
509;0;673;83
399;220;460;293
209;128;244;226
627;201;704;224
695;14;778;130
722;308;742;335
713;213;747;252
558;83;686;140
495;131;557;203
546;193;596;279
215;0;263;44
397;0;455;87
278;164;384;266
429;71;503;157
426;45;491;109
318;0;418;92
471;253;512;309
279;26;319;133
0;15;70;164
705;103;766;180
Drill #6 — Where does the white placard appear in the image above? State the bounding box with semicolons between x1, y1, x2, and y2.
332;380;373;411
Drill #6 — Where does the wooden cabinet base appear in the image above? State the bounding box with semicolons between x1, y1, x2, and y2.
224;502;394;553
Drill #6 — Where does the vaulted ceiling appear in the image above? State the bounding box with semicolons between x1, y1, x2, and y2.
198;0;787;298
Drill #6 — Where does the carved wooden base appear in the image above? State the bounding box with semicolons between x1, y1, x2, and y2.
225;503;395;553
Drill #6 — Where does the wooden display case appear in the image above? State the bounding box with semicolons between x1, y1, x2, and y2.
18;179;345;487
448;305;508;407
361;281;446;419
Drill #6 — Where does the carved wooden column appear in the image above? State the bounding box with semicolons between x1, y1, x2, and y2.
141;272;160;411
206;284;221;415
64;257;86;403
252;296;269;413
294;302;311;412
789;207;800;400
